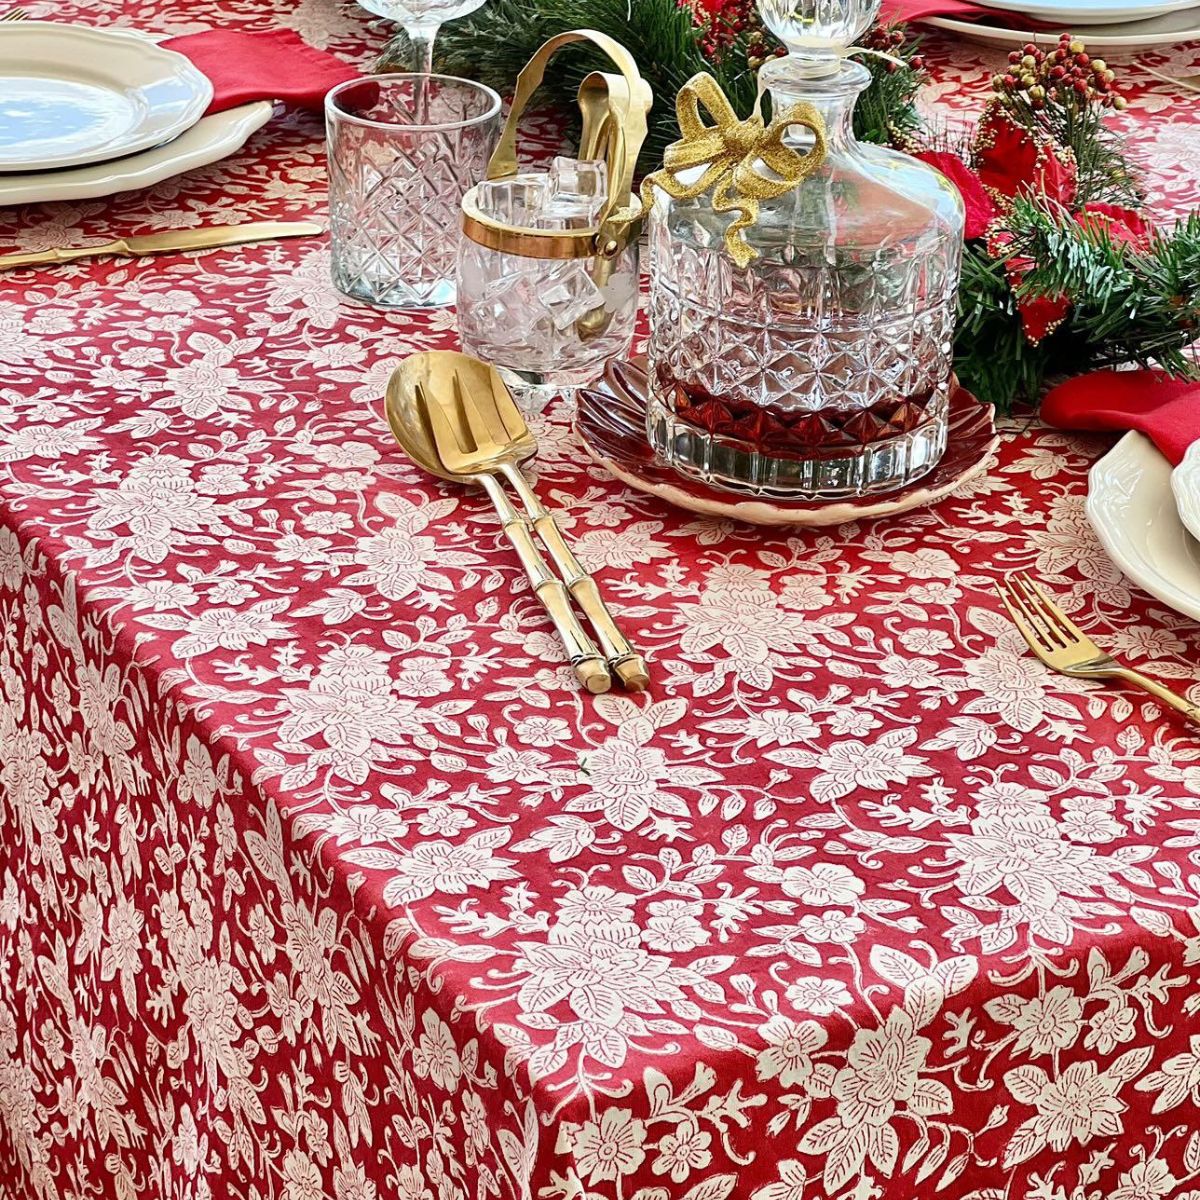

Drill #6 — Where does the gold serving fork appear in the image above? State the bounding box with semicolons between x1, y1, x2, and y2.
412;351;648;691
404;373;613;696
449;356;649;690
996;572;1200;727
1;8;28;19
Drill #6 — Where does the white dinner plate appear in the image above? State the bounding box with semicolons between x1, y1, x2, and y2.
1088;431;1200;623
966;0;1197;23
1171;441;1200;547
0;101;274;206
926;7;1200;47
0;23;213;172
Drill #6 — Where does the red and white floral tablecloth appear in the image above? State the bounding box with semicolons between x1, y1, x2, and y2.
3;3;1200;1200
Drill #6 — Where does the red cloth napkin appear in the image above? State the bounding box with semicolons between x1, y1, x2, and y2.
164;30;359;116
880;0;1052;26
1041;369;1200;465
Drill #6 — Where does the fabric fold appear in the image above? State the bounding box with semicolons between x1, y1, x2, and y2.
164;28;360;115
1041;368;1200;465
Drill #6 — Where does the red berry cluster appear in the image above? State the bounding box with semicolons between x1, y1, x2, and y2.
683;0;763;60
992;35;1127;111
744;26;790;69
858;24;926;74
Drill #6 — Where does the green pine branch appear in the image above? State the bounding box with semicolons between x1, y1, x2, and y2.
850;38;927;149
954;241;1054;409
1010;197;1200;377
999;90;1140;207
386;0;923;171
1063;104;1140;206
959;199;1200;409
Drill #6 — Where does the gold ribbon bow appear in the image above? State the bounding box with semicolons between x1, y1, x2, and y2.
641;72;827;269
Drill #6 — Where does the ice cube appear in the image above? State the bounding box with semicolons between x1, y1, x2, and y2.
473;174;550;225
533;201;590;232
478;261;543;348
549;156;608;201
537;262;606;332
535;157;609;230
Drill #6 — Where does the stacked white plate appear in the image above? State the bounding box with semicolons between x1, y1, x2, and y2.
0;22;272;205
1089;434;1200;623
924;0;1200;51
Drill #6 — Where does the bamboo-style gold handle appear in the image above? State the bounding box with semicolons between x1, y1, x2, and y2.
0;242;127;269
479;476;611;694
1113;668;1200;726
500;464;649;691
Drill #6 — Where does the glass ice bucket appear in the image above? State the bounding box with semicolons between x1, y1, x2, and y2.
457;31;652;401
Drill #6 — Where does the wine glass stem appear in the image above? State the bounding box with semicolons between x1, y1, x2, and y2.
409;22;439;120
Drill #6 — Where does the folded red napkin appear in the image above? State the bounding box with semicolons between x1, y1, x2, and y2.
880;0;1051;26
164;29;359;116
1041;369;1200;465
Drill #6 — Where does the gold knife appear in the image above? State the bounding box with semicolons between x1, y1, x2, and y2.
1142;65;1200;93
0;221;325;270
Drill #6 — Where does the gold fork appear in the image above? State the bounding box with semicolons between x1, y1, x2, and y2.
439;354;649;691
1142;65;1200;94
996;572;1200;727
417;376;614;696
1;7;29;18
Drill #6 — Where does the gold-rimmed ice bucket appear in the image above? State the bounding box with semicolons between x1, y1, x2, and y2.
456;30;653;403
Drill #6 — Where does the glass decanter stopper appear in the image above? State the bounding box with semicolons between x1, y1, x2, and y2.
644;0;965;498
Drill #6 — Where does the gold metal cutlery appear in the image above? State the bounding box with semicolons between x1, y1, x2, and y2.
1;8;28;19
0;221;324;271
387;352;649;695
1142;65;1200;93
996;571;1200;727
386;361;611;695
430;354;649;690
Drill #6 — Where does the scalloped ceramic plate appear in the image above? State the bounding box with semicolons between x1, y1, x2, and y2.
575;361;999;527
1171;440;1200;548
925;8;1200;48
0;23;212;171
1089;431;1200;623
0;101;273;206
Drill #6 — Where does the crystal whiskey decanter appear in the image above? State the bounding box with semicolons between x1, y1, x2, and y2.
644;0;964;498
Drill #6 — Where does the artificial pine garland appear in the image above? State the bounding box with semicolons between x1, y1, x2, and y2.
384;0;925;167
389;3;1200;409
953;37;1197;406
1011;203;1200;375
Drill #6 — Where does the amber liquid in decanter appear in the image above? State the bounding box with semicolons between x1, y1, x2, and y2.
657;365;939;458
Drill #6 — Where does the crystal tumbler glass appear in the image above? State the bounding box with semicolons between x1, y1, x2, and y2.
326;74;501;309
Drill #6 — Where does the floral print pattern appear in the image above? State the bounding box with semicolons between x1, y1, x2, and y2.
3;3;1200;1200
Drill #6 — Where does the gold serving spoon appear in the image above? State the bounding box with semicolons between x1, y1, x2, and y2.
386;358;612;695
403;351;649;691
